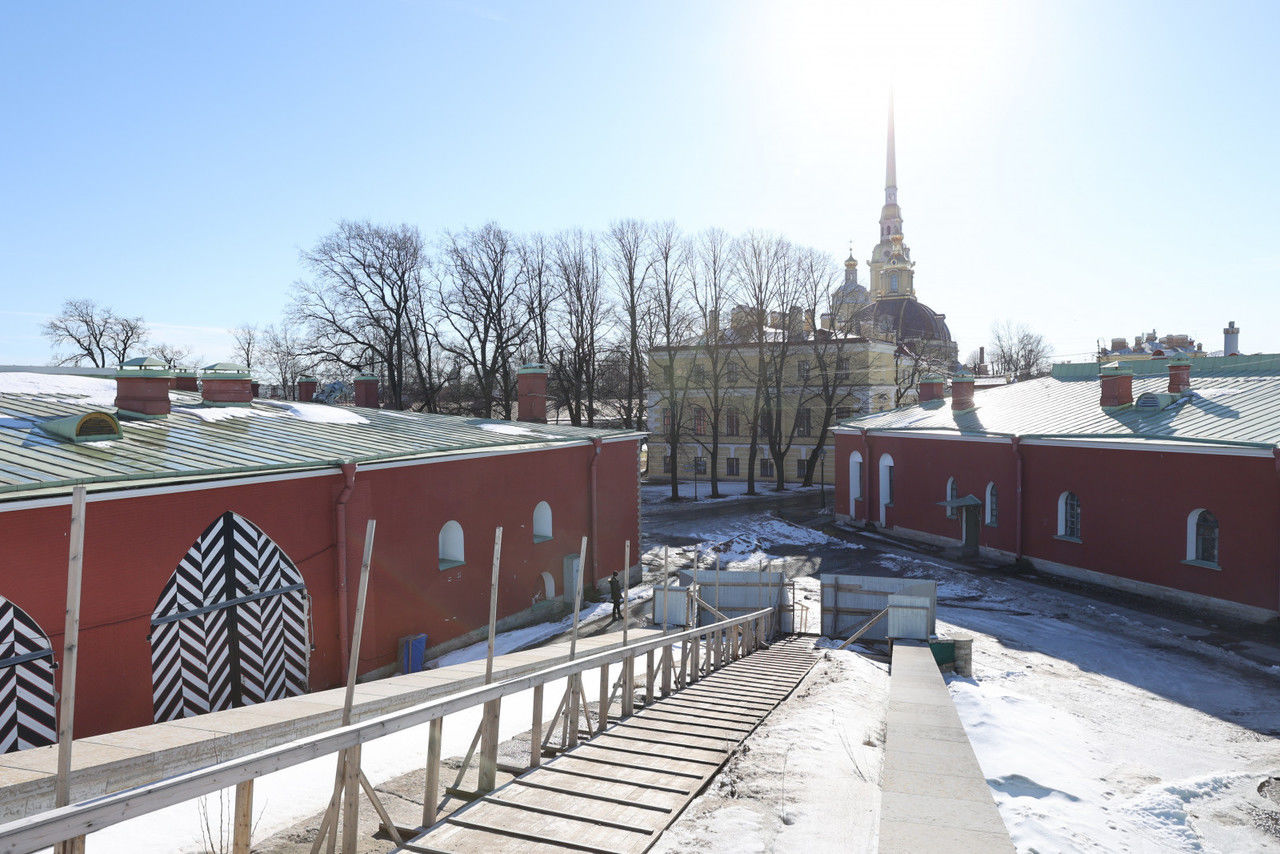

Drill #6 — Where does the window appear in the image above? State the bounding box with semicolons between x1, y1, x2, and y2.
849;451;863;501
798;361;811;382
726;457;740;476
890;272;900;292
725;407;740;436
662;408;672;433
835;357;850;382
835;407;853;421
439;521;464;570
533;501;552;543
795;408;812;437
1186;510;1219;566
727;361;739;384
985;483;998;527
1057;492;1081;540
761;458;775;478
796;457;807;479
691;363;707;384
878;453;894;523
945;477;958;518
662;454;672;473
693;406;708;436
693;456;707;475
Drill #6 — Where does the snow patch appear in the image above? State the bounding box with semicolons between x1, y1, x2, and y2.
0;372;118;408
258;400;369;424
477;422;566;439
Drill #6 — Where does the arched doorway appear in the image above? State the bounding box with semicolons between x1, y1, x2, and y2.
0;596;56;753
150;511;311;722
878;453;895;525
848;451;864;517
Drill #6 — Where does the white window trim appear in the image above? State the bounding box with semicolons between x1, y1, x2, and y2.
878;453;895;524
984;482;998;527
1056;491;1081;542
533;501;553;543
849;451;863;501
439;520;465;570
945;477;958;519
1184;508;1220;568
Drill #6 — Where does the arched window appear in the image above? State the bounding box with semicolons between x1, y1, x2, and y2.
1057;492;1081;540
985;482;999;527
878;453;895;524
1186;509;1219;566
890;272;900;293
693;406;708;436
945;477;958;518
439;520;464;570
849;451;863;502
533;501;552;543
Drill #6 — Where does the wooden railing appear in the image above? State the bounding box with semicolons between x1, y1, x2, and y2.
0;607;777;854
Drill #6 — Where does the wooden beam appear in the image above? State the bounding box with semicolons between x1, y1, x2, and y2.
53;486;86;854
423;717;442;827
529;684;543;769
232;779;253;854
838;608;890;650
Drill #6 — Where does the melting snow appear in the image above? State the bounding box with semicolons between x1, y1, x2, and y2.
477;422;566;439
0;372;118;408
259;400;368;424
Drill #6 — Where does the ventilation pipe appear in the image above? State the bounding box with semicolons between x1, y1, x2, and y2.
1224;321;1240;356
518;364;548;423
1099;364;1134;408
114;356;172;418
353;373;379;409
201;363;253;406
951;372;976;412
918;373;945;403
297;376;319;403
1167;357;1192;393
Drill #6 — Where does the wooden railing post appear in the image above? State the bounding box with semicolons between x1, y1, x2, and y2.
598;664;609;734
530;686;543;768
232;779;253;854
424;717;442;826
622;655;634;717
661;643;672;697
645;650;655;705
477;698;501;793
690;632;700;683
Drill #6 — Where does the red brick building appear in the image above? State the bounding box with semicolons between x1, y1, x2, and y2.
834;355;1280;625
0;363;640;748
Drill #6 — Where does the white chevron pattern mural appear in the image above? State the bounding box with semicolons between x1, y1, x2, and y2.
150;511;310;722
0;596;57;754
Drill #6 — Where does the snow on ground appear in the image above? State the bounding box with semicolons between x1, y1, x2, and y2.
641;481;822;505
654;646;888;853
643;514;861;573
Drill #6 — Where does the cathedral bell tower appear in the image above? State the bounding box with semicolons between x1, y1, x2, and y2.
869;94;915;300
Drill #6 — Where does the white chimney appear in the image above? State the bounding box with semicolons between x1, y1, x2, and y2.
1223;320;1240;355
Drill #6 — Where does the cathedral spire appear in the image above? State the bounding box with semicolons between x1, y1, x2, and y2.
886;91;897;195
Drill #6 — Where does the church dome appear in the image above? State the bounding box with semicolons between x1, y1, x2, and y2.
861;296;951;343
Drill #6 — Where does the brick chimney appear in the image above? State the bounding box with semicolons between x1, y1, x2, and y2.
353;373;380;409
518;363;548;423
1167;357;1191;393
201;363;253;406
951;372;976;412
114;356;172;418
173;369;199;392
918;373;945;403
297;376;318;403
1223;320;1240;356
1099;365;1133;408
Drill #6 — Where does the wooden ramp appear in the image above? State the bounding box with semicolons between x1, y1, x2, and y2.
402;636;817;853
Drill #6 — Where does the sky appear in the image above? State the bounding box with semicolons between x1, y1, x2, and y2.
2;0;1278;367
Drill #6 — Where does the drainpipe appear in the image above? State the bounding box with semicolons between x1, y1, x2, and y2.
1274;449;1280;617
1012;437;1024;560
589;438;602;587
335;462;358;678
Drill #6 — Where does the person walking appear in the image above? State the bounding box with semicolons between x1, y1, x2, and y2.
609;571;623;622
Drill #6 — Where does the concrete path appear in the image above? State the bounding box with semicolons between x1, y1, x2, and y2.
878;642;1013;854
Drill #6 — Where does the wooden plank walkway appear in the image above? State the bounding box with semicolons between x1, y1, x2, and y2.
401;636;817;853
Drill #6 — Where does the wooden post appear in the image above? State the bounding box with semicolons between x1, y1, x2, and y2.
233;779;254;854
622;540;630;647
566;537;586;747
690;630;700;684
423;717;442;826
714;553;721;611
341;744;361;852
645;650;655;705
661;643;672;696
477;528;503;794
622;541;632;716
622;654;635;717
53;486;86;854
598;664;609;734
661;546;670;633
530;685;543;768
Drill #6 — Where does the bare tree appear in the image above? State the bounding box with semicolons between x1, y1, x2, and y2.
517;233;557;366
606;219;653;430
548;230;605;426
687;228;738;498
153;341;193;370
757;243;813;491
291;220;425;409
733;232;790;494
989;320;1052;380
230;324;259;372
261;323;314;399
648;222;696;500
43;299;148;367
434;223;532;418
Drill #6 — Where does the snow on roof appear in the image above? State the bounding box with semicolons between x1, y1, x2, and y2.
0;372;119;408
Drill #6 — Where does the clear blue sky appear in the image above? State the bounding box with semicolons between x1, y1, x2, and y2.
2;0;1277;365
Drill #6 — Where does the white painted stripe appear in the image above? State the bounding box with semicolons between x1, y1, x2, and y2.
830;429;1272;457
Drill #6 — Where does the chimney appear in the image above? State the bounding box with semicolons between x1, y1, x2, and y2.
951;372;976;412
200;363;253;407
1223;320;1240;355
297;376;319;403
173;369;199;392
353;373;380;409
1167;357;1191;393
517;363;548;423
1099;364;1133;408
918;373;945;403
250;381;261;398
114;356;172;418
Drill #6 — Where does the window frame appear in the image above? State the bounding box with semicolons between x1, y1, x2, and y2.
1184;509;1220;568
725;456;740;476
533;501;553;544
849;451;863;501
439;520;465;571
945;477;958;519
760;458;775;478
1057;491;1081;541
985;482;998;527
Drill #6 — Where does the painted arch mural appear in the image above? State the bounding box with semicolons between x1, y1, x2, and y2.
0;596;57;754
150;511;311;722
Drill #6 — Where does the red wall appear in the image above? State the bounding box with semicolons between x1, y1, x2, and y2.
835;432;1279;616
0;438;640;739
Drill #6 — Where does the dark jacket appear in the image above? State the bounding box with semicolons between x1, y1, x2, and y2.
609;575;622;601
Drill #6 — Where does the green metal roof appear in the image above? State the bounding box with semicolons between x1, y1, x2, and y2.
0;373;637;500
839;354;1280;449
